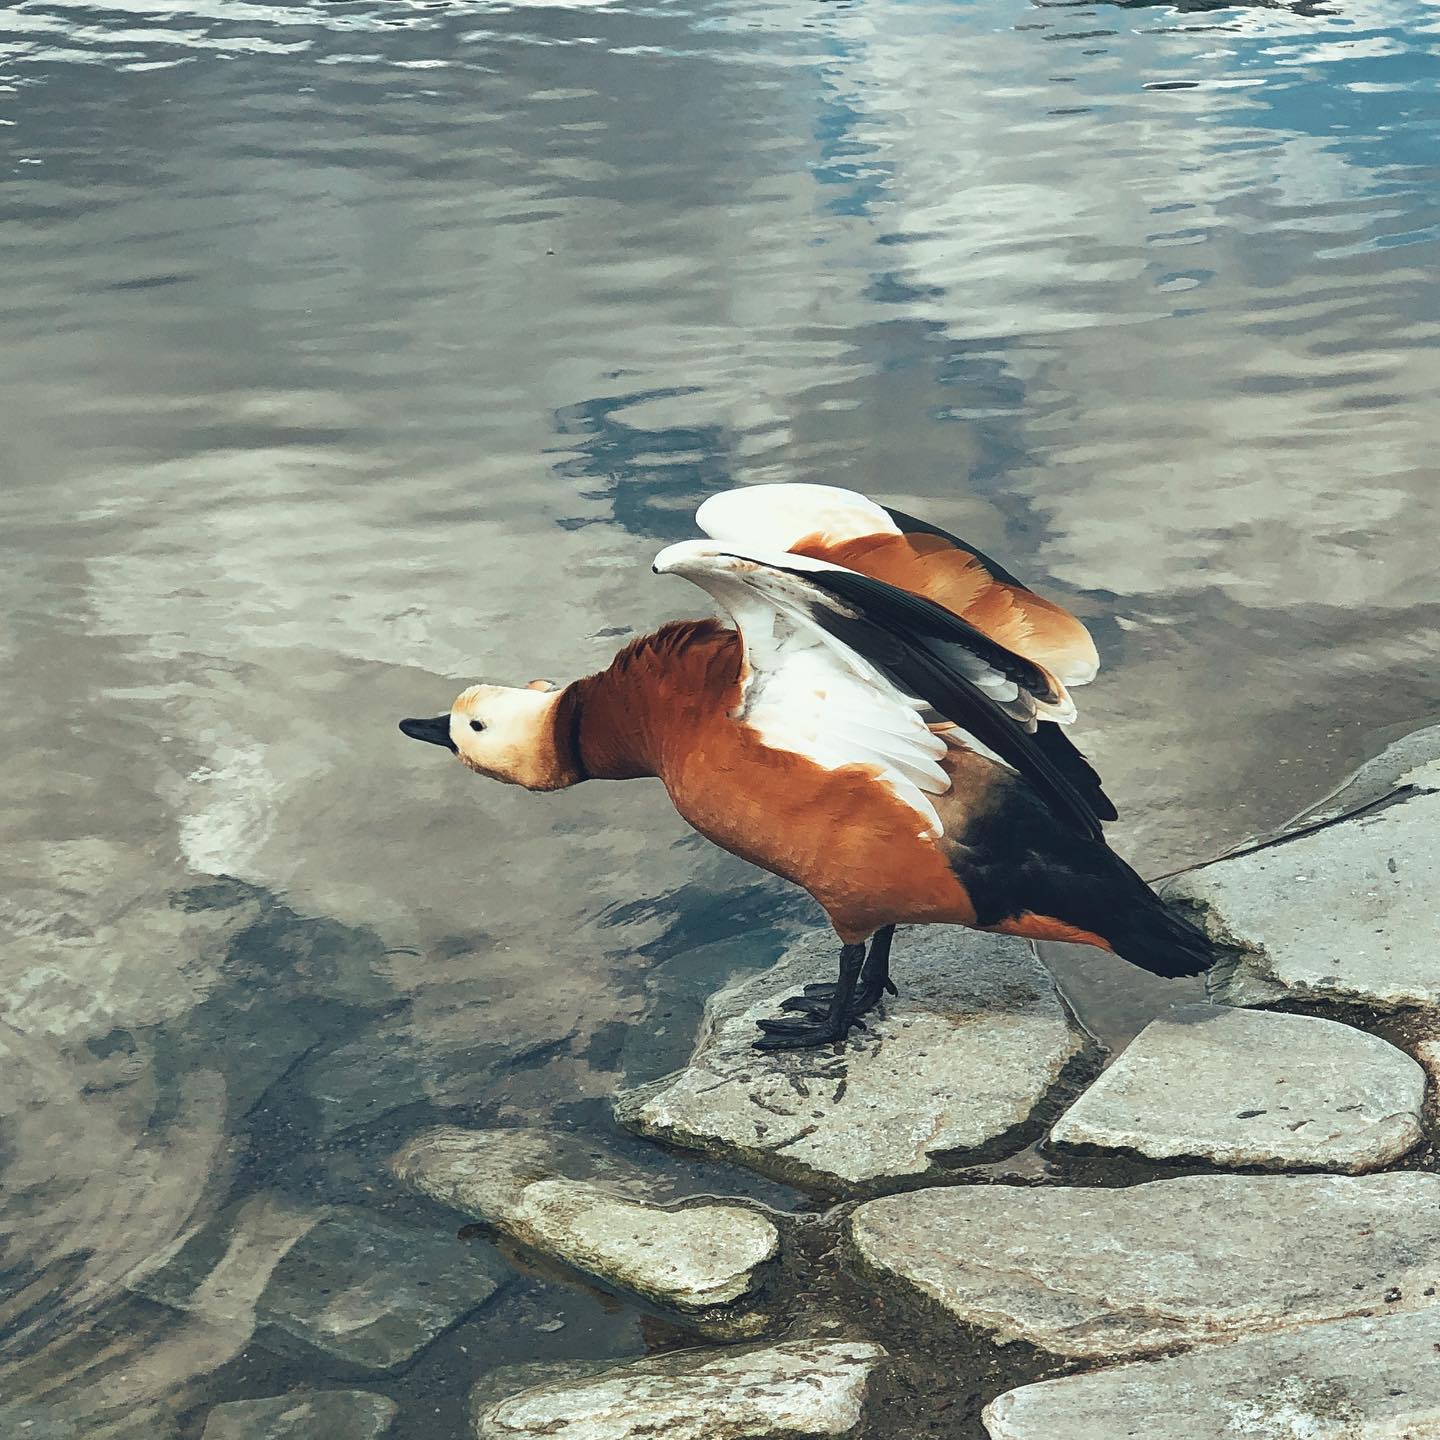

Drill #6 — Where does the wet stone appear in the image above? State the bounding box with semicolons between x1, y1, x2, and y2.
1168;783;1440;1011
137;1201;510;1371
200;1391;398;1440
1275;721;1440;833
469;1361;618;1422
0;1406;86;1439
392;1127;777;1328
613;927;1086;1192
1049;1004;1425;1171
474;1338;885;1440
850;1172;1440;1361
982;1308;1440;1440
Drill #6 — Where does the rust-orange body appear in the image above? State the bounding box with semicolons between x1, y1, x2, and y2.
554;620;1110;949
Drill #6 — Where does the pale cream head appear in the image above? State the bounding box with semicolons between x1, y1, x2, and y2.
448;679;567;789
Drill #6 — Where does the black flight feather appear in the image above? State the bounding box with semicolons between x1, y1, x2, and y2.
778;562;1116;840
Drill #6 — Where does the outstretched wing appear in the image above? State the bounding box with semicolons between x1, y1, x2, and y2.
695;483;1100;688
653;540;1113;840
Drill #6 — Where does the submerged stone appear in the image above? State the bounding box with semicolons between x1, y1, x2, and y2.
0;1406;86;1439
850;1172;1440;1360
982;1308;1440;1439
137;1199;510;1370
200;1391;398;1440
614;927;1086;1191
474;1338;884;1440
1049;1004;1425;1171
1168;784;1440;1010
392;1127;777;1327
256;1206;510;1368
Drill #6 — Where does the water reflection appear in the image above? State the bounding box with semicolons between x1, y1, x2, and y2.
2;0;1439;1431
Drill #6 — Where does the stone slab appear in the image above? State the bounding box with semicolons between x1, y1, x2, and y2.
392;1127;777;1321
982;1308;1440;1439
201;1391;398;1440
474;1339;884;1440
1050;1004;1425;1171
850;1172;1440;1360
614;927;1086;1191
1168;787;1440;1010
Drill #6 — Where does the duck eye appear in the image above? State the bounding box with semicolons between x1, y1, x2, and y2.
469;719;485;733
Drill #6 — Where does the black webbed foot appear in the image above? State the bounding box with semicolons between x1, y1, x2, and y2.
777;980;890;1019
753;935;893;1053
753;1012;861;1050
766;926;900;1036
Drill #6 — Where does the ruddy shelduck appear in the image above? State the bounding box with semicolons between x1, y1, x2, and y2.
401;484;1214;1050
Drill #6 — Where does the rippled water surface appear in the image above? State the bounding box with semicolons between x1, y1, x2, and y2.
3;0;1439;1432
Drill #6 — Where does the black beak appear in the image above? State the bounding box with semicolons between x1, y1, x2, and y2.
399;715;457;753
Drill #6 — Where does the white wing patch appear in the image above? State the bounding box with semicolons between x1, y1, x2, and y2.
696;485;1078;728
653;541;952;837
696;482;899;553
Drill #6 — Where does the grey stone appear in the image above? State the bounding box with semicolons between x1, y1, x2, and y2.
474;1338;884;1439
1050;1004;1425;1171
1169;786;1440;1010
1284;721;1440;832
850;1172;1440;1360
469;1362;619;1424
201;1391;397;1440
391;1127;777;1326
138;1201;510;1370
614;927;1086;1191
256;1207;509;1368
982;1308;1440;1439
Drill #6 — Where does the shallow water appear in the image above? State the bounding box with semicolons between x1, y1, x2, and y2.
2;0;1439;1432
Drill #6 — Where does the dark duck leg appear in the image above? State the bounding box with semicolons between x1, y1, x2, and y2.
754;941;865;1050
775;925;898;1024
755;926;898;1050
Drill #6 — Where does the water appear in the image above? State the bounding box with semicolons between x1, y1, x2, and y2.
2;0;1438;1431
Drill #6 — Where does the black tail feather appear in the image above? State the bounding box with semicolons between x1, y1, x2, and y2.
952;773;1218;981
1105;890;1218;979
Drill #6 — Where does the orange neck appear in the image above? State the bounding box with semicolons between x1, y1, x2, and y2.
549;620;742;784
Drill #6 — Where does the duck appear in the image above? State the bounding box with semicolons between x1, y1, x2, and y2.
400;483;1214;1051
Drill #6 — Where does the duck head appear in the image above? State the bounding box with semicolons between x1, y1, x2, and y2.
400;678;572;790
